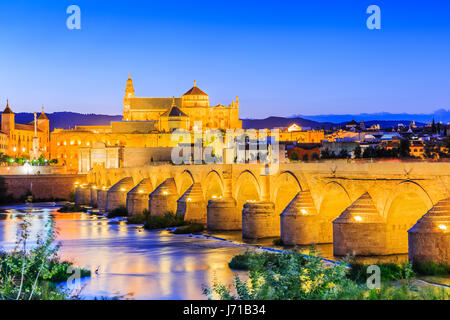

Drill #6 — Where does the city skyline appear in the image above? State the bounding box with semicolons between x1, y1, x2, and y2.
0;1;449;118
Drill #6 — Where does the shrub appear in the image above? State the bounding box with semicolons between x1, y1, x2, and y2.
107;206;128;218
144;212;187;229
348;262;415;283
413;261;450;276
173;223;204;234
0;216;90;300
57;204;88;213
127;212;148;224
272;238;283;246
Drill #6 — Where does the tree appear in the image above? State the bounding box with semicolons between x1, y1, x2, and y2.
399;139;411;158
354;145;362;159
289;151;299;161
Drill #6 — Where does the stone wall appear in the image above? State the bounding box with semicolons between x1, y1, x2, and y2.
0;174;86;201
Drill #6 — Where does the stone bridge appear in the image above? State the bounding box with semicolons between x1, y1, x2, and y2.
75;161;450;264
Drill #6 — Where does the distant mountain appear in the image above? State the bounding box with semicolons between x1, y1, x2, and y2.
9;111;439;132
14;112;123;131
242;116;333;130
294;109;450;124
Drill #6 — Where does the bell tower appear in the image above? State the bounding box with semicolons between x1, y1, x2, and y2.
1;100;15;134
123;74;135;121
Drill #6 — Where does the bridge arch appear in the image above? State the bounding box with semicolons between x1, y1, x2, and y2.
176;170;195;196
203;170;224;200
273;171;302;215
318;181;352;243
234;170;261;211
384;180;433;254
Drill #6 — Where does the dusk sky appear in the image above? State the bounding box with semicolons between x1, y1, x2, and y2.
0;0;449;118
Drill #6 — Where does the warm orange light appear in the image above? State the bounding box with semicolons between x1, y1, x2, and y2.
354;216;362;222
301;209;307;215
138;190;143;193
438;224;447;231
120;188;126;192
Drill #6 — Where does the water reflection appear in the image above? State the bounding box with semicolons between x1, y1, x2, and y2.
0;204;246;300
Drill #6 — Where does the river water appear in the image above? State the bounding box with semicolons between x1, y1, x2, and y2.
1;203;448;299
0;203;248;300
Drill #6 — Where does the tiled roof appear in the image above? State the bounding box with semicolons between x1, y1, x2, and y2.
128;97;182;110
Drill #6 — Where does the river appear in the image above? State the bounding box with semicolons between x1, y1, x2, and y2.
1;203;448;300
0;203;248;299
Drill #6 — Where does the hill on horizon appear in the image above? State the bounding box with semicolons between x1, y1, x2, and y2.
9;111;433;131
294;109;450;124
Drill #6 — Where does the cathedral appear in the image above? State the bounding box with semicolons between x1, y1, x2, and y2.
51;76;242;172
0;101;50;159
123;76;241;130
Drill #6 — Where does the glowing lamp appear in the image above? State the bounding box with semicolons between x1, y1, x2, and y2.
138;190;143;193
187;197;192;202
438;224;447;231
120;188;126;192
162;191;168;195
354;216;362;222
211;195;217;199
300;209;307;215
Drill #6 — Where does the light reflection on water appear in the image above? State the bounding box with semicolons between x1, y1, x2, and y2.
0;204;246;300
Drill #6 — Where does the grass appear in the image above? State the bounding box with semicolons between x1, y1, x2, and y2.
57;203;88;213
107;206;128;218
172;223;205;234
144;212;188;229
413;261;450;276
206;250;450;300
126;212;148;224
348;262;415;283
272;237;284;245
0;216;91;300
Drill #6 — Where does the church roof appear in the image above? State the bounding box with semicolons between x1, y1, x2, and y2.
161;98;188;117
38;109;48;120
128;97;182;110
3;100;13;114
183;81;208;96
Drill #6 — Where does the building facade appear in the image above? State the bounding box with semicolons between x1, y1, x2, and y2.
0;101;50;159
51;77;243;172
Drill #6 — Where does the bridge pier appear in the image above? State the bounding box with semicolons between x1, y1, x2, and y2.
409;198;450;266
207;169;241;230
97;187;108;211
90;186;98;207
127;178;152;216
177;182;207;223
106;177;134;213
149;178;178;216
280;191;319;245
333;193;387;256
75;185;91;205
242;201;278;238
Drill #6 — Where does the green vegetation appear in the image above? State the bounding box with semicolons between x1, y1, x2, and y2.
107;206;128;218
126;211;149;224
204;250;450;300
144;212;187;229
272;238;284;246
0;217;90;300
57;203;88;213
413;261;450;276
172;223;205;234
348;262;414;283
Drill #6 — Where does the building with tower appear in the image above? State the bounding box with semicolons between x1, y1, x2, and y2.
0;101;50;159
51;76;242;172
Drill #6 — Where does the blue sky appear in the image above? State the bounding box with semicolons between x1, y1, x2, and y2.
0;0;449;118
